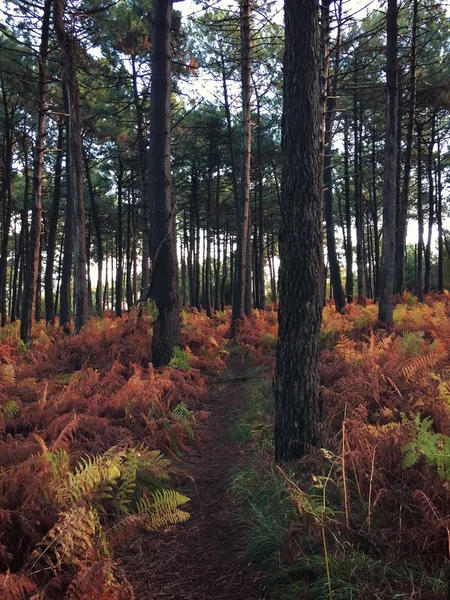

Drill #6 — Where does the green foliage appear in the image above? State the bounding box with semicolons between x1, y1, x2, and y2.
136;488;190;530
141;300;159;321
232;379;273;446
398;330;425;357
168;347;192;371
0;400;19;421
172;403;195;438
402;414;450;479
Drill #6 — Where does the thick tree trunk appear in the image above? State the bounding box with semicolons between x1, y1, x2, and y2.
149;0;181;366
378;0;398;329
274;0;323;462
232;0;252;325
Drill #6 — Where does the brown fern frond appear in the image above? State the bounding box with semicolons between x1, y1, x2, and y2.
401;353;442;381
63;559;114;600
0;572;37;600
29;506;99;574
52;413;80;451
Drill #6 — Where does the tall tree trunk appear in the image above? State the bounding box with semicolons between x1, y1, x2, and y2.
149;0;181;366
59;86;73;327
55;0;88;332
205;141;213;317
0;80;16;327
394;0;417;295
353;84;366;299
45;119;63;323
322;0;345;312
343;112;353;299
131;55;150;294
116;156;123;317
378;0;398;329
417;121;424;302
274;0;323;462
437;130;443;293
370;114;380;298
83;148;103;316
245;206;252;316
221;223;228;311
214;164;221;312
424;113;435;294
21;0;51;342
254;85;265;310
220;52;239;210
232;0;252;325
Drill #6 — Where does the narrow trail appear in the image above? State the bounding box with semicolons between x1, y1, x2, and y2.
120;359;268;600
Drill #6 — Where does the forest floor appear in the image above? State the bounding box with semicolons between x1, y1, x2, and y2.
119;358;268;600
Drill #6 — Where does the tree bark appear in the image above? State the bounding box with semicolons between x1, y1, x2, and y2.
424;113;435;294
149;0;181;366
45;119;63;324
417;121;424;302
394;0;417;295
378;0;399;329
232;0;252;325
54;0;89;333
322;0;345;312
21;0;51;342
83;147;103;316
116;155;123;317
274;0;323;462
131;55;150;294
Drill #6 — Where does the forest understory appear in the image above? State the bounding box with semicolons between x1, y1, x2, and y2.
0;297;450;599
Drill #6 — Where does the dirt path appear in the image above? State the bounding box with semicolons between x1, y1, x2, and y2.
120;361;268;600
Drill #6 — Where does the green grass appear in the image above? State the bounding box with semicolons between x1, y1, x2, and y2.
230;378;449;600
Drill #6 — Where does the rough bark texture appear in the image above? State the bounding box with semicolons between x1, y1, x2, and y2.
149;0;181;367
55;0;89;333
274;0;323;462
417;123;424;302
45;120;63;324
378;0;398;329
394;0;417;295
20;0;51;342
232;0;252;324
131;55;150;294
322;0;345;312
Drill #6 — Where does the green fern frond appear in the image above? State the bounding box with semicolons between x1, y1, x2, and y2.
137;488;190;531
52;373;72;385
402;415;450;479
0;400;19;421
53;451;124;506
106;488;189;548
168;347;192;371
